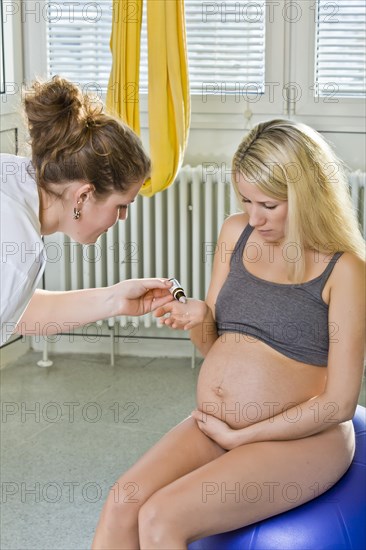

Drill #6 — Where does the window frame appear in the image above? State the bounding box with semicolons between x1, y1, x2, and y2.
21;0;365;132
290;0;365;131
22;0;48;83
0;0;23;116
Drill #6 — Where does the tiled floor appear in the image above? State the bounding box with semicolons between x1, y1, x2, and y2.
0;352;199;550
1;351;365;549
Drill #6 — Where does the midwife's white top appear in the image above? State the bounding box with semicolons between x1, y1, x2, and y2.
0;154;46;346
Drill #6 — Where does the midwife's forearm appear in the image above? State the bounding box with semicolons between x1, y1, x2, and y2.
15;288;116;335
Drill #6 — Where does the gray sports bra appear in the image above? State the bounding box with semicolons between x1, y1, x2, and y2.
215;224;343;366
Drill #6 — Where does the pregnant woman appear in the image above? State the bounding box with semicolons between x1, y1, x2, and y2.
92;120;365;549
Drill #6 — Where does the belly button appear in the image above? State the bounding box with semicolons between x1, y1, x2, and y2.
214;386;224;397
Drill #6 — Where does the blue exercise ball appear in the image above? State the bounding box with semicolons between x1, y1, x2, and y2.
189;405;366;550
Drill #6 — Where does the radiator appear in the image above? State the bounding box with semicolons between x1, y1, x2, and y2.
44;164;237;329
44;166;366;330
349;170;366;239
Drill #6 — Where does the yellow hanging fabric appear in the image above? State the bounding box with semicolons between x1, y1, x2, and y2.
106;0;143;133
106;0;190;198
140;0;190;197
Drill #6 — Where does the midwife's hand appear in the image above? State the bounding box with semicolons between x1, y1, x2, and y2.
154;298;208;330
191;409;238;450
112;278;173;317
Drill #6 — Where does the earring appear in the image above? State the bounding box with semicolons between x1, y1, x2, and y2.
73;200;81;220
73;208;81;220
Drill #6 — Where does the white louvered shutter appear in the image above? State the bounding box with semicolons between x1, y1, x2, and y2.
315;0;366;96
139;0;266;94
47;0;266;95
47;0;113;92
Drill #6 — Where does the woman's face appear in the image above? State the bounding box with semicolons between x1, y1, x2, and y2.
236;173;288;242
69;181;142;244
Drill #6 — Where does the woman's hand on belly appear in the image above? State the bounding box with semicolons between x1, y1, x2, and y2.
191;409;240;450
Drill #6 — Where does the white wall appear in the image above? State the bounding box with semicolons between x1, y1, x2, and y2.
182;128;365;171
3;116;365;173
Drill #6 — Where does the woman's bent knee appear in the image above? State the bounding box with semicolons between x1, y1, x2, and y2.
97;483;143;535
138;494;186;547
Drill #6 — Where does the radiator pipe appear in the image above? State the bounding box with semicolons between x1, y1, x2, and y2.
110;325;115;367
191;343;196;370
34;333;192;368
37;339;54;368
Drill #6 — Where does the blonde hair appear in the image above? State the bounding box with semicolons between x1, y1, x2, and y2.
232;119;365;282
24;76;150;199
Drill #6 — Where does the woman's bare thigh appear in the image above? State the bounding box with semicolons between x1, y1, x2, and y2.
104;416;226;508
139;420;355;545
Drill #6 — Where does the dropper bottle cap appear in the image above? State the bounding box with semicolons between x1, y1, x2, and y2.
168;278;187;303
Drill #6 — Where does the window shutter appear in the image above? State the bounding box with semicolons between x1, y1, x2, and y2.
140;0;266;94
315;0;366;96
47;0;266;95
47;0;113;92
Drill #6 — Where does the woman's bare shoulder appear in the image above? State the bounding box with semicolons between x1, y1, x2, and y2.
220;213;250;243
336;251;364;271
331;252;365;290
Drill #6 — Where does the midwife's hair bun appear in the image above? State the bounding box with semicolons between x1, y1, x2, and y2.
23;75;151;198
23;75;100;155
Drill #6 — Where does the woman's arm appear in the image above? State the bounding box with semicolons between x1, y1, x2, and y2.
193;213;249;356
15;279;173;337
189;304;217;357
153;298;215;357
154;213;249;357
193;252;365;449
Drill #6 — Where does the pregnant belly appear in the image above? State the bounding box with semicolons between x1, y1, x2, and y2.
196;334;327;430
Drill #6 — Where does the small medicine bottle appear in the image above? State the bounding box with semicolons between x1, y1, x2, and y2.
168;278;187;303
